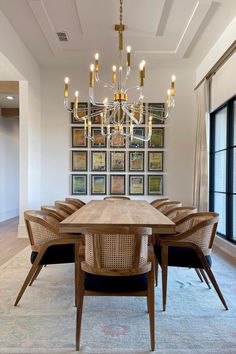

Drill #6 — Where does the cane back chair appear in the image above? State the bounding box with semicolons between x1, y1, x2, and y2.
154;212;228;311
65;198;85;208
75;226;155;351
150;198;169;208
155;201;182;215
14;211;81;306
41;205;68;220
104;196;131;200
55;201;78;215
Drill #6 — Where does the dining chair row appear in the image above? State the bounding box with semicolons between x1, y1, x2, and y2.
14;196;156;351
150;198;228;312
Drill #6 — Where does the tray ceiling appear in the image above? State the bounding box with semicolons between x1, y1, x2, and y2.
0;0;236;68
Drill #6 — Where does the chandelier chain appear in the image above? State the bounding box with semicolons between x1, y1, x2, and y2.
120;0;123;25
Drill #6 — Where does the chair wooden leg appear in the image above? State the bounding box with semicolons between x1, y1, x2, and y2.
29;265;43;286
203;263;228;310
155;258;159;287
76;246;84;351
74;246;78;307
14;265;37;306
195;268;203;282
148;265;155;351
199;269;211;289
161;245;168;312
76;291;84;351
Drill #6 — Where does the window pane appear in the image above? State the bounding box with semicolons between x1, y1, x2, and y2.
233;196;236;241
233;148;236;193
215;107;227;151
214;151;226;192
214;193;226;235
234;101;236;145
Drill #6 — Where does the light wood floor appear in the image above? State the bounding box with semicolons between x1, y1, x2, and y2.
0;217;29;266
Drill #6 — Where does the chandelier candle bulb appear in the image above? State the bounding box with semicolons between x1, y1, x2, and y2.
112;65;117;83
141;60;146;79
95;53;99;72
64;77;69;97
167;89;171;108
127;46;131;67
139;63;144;87
171;75;176;96
88;120;91;136
74;90;79;110
90;64;95;87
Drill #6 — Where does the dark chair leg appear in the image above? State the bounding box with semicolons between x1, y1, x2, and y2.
29;265;43;286
195;268;203;282
199;269;211;289
14;265;37;306
161;245;168;312
148;265;155;351
155;258;158;287
203;263;228;310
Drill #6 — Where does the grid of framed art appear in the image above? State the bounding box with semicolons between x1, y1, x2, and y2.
70;102;166;196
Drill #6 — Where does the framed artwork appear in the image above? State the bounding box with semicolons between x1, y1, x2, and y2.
129;105;145;123
110;151;126;171
91;105;102;124
91;151;106;171
129;128;145;148
129;151;144;171
72;174;87;195
148;103;165;124
91;128;107;148
148;128;164;148
71;102;88;123
72;127;87;147
91;175;106;195
148;151;163;171
148;175;163;195
110;129;126;148
129;175;144;195
72;151;87;171
110;175;126;195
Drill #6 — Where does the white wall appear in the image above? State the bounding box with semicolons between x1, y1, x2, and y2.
0;114;19;221
196;15;236;84
41;67;196;205
0;9;41;236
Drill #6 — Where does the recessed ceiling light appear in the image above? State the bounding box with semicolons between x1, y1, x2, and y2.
6;96;14;100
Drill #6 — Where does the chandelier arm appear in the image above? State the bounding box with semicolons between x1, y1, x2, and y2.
124;85;142;94
64;98;73;112
95;72;114;90
122;105;140;125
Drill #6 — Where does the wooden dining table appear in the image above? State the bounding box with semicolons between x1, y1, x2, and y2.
59;200;176;234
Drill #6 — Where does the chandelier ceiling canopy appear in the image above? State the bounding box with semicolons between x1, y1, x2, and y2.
63;0;176;144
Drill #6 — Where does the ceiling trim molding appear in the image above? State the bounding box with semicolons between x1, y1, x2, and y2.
28;0;61;56
175;0;213;58
74;0;84;35
156;0;174;37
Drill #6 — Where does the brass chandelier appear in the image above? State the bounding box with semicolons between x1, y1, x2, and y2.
63;0;176;143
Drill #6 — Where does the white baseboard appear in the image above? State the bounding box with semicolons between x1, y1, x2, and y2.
17;223;28;238
0;208;19;222
214;235;236;260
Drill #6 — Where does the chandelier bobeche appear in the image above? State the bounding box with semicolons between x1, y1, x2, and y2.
63;0;176;143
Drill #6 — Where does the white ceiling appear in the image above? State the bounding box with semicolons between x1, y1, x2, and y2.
0;0;236;69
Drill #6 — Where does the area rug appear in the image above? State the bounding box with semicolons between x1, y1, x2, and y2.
0;246;236;354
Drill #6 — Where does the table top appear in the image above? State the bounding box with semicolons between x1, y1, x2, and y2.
59;200;176;234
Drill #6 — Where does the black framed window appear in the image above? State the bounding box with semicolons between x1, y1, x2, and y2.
210;95;236;244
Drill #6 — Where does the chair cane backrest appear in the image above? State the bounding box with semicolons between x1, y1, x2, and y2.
24;210;65;252
80;226;152;276
41;205;68;220
65;198;85;208
165;206;197;222
175;212;219;256
150;198;169;208
156;201;182;215
55;201;78;215
104;196;131;200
